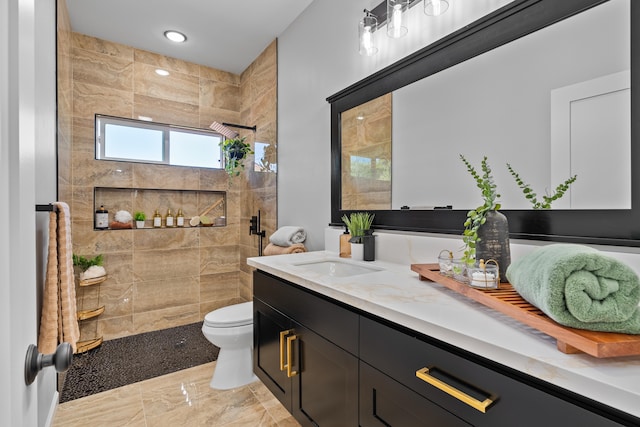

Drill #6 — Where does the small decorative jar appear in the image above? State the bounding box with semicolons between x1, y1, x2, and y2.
438;250;454;277
452;259;469;283
467;259;499;289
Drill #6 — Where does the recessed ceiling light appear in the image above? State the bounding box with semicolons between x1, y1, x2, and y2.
155;69;170;76
164;30;187;43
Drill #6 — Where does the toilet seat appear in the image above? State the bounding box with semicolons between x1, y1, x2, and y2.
204;301;253;328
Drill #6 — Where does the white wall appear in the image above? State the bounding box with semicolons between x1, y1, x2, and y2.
278;0;512;251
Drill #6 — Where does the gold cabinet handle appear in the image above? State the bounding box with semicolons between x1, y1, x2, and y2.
279;330;293;371
416;367;495;413
286;334;298;378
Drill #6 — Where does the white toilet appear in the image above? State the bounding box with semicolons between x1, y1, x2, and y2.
201;301;258;390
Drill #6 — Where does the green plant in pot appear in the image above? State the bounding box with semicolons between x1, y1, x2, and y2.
506;163;577;209
342;212;375;260
460;155;510;282
220;136;254;177
134;211;146;228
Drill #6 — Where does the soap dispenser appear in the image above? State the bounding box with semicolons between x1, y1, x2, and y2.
339;225;351;258
362;230;375;262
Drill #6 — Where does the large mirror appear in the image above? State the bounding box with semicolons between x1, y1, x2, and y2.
329;0;640;246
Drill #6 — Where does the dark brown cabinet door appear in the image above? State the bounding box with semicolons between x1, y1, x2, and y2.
291;323;359;427
253;298;293;408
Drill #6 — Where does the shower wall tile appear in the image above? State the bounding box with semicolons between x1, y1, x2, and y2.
134;62;199;106
133;304;200;334
199;66;240;85
72;47;133;91
133;227;199;251
72;33;134;60
199;224;239;247
72;152;133;187
134;49;200;76
199;297;244;320
133;248;200;282
72;220;134;254
71;117;95;154
97;314;135;341
133;163;200;190
73;82;133;120
133;276;200;312
200;246;240;275
133;93;199;128
198;106;241;130
200;271;240;302
200;79;241;111
95;281;134;319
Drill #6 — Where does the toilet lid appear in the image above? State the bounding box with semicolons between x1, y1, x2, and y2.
204;301;253;328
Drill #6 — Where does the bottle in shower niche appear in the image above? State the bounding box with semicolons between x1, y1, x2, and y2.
153;209;162;228
176;208;185;227
165;209;174;227
95;205;109;230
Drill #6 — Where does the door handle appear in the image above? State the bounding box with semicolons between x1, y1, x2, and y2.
25;343;73;386
286;334;298;378
279;329;294;371
416;367;495;413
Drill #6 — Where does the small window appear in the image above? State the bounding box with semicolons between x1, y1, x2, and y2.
96;115;223;168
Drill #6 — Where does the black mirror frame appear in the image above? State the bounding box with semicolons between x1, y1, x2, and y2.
328;0;640;247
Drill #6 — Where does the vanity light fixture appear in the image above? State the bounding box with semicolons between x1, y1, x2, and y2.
358;0;451;55
424;0;449;16
387;0;409;38
164;30;187;43
155;69;170;76
359;10;379;56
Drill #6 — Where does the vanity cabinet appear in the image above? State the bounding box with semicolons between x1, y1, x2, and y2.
253;270;359;426
360;316;624;427
253;270;637;427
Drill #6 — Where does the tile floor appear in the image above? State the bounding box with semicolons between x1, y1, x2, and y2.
52;361;300;427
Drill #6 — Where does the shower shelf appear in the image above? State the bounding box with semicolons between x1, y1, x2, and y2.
76;274;106;353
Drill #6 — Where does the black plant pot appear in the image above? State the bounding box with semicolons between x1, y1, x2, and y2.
228;144;246;160
476;210;511;282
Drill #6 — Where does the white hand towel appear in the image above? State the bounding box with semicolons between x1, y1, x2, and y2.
269;226;307;247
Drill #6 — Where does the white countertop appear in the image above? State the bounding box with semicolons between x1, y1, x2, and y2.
248;250;640;419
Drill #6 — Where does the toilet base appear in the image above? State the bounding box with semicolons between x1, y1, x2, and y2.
210;346;258;390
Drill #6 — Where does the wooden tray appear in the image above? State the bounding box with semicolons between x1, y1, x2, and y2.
411;263;640;358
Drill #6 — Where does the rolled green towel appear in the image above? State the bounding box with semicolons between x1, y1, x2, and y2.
506;244;640;334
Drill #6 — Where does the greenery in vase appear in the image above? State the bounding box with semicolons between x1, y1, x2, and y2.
72;254;103;272
459;155;501;266
220;136;254;177
506;163;577;209
134;211;146;221
341;212;375;243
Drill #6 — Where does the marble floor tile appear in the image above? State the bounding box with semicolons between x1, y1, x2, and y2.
52;362;300;427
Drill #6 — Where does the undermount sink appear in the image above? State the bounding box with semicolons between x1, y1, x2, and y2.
293;259;382;277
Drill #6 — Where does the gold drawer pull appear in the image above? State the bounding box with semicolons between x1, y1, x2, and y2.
415;367;495;413
279;329;293;371
286;334;298;378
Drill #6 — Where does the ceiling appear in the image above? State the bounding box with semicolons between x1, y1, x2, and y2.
65;0;314;75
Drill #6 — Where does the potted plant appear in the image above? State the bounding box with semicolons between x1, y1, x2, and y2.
220;136;254;177
459;155;510;281
342;212;375;260
506;163;577;209
134;211;146;228
72;253;106;281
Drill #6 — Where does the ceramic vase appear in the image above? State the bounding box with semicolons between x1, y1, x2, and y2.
351;242;364;261
476;210;511;282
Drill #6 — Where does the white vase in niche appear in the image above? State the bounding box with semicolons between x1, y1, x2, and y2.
136;220;145;229
351;243;364;261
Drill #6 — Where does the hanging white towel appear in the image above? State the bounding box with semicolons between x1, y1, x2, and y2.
38;202;80;354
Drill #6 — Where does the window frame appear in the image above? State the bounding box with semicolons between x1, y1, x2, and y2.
95;114;224;169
